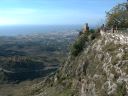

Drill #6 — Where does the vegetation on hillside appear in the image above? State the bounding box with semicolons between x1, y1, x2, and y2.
70;31;99;56
21;1;128;96
106;2;128;28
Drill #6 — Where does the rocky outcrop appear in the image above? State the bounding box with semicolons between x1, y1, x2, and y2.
23;30;128;96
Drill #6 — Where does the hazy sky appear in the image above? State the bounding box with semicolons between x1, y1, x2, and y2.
0;0;126;25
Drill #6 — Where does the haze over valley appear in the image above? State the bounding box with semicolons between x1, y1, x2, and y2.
0;25;79;95
0;0;127;96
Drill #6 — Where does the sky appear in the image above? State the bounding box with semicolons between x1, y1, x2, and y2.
0;0;126;25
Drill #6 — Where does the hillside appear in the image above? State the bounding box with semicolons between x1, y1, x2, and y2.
21;30;128;96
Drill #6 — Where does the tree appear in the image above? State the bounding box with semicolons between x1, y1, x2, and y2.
106;2;128;28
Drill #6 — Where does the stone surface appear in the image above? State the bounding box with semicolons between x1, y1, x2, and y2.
22;30;128;96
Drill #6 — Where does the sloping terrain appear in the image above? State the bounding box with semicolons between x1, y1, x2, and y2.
22;30;128;96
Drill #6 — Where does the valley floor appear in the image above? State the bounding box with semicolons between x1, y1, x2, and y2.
0;78;45;96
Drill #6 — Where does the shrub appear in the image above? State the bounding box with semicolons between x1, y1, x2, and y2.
70;32;89;56
116;82;127;96
70;30;100;57
106;2;128;28
90;29;95;33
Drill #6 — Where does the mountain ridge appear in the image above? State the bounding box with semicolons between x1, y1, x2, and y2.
16;30;128;96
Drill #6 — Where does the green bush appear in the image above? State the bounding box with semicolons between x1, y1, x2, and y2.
70;32;89;56
116;82;127;96
90;29;95;33
106;2;128;28
70;30;100;57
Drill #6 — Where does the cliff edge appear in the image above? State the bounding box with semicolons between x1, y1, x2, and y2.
22;30;128;96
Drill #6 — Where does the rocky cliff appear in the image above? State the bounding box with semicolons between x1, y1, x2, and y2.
22;30;128;96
